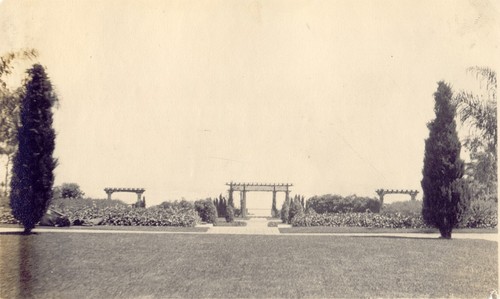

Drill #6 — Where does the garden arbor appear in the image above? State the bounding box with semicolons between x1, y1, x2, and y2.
375;189;418;205
104;188;145;204
226;182;292;217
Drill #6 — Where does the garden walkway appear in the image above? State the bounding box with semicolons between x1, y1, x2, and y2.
0;223;497;241
207;217;280;235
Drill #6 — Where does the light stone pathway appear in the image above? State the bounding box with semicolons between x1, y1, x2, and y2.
207;217;280;235
0;224;497;241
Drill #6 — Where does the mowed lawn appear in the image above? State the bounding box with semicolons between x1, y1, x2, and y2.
0;232;497;298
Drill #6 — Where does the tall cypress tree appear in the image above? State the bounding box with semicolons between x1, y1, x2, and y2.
421;81;465;239
10;64;58;233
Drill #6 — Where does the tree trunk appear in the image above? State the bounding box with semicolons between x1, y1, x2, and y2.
23;225;33;234
3;154;10;197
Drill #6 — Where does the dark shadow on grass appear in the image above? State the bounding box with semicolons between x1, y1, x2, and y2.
0;231;39;235
349;235;450;241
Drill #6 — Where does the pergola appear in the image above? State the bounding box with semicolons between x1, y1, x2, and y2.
375;189;418;205
104;187;145;204
227;182;292;217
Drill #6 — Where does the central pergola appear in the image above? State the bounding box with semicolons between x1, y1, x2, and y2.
226;182;292;217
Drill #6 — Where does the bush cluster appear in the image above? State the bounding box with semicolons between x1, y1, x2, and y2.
461;200;498;228
194;199;218;224
306;194;381;214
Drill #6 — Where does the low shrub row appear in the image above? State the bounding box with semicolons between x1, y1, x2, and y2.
0;207;19;224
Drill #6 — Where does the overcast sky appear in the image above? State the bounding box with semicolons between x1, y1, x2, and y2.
1;0;498;209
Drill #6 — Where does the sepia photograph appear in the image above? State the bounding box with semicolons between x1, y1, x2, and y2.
0;0;498;298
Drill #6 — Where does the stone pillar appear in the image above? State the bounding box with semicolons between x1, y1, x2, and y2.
410;192;417;201
136;192;142;203
241;188;247;218
379;194;384;206
228;188;233;207
285;185;290;203
106;191;112;200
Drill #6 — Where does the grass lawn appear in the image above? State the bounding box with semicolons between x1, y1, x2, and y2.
0;232;497;298
280;226;498;234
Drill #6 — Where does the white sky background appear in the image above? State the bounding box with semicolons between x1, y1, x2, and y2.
1;0;499;208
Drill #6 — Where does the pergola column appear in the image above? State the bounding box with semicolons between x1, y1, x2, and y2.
379;193;384;206
136;192;143;202
106;190;113;200
241;185;247;217
271;190;277;217
410;193;417;201
228;186;233;207
285;185;290;203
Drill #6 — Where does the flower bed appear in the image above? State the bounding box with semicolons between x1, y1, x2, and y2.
49;198;200;227
291;211;497;229
291;212;427;228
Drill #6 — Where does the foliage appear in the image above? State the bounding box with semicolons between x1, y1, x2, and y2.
159;199;194;210
280;197;290;224
462;199;498;228
455;67;497;202
288;195;304;223
382;201;422;217
225;204;235;222
10;64;58;233
194;198;218;224
53;183;85;199
421;82;466;239
213;194;227;218
306;194;381;214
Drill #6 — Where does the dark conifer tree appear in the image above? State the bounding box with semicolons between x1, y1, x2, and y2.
214;198;219;215
421;81;466;239
10;64;58;233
